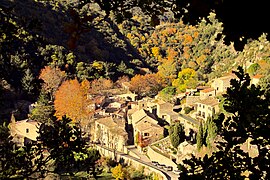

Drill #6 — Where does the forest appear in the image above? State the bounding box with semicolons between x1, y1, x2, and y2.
1;0;270;179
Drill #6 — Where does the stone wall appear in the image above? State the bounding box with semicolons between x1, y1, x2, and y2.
147;145;178;171
95;145;168;180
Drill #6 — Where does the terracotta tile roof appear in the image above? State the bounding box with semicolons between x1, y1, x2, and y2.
252;74;263;79
158;102;174;111
97;116;125;127
200;88;214;93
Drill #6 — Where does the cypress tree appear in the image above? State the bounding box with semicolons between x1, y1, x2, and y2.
196;121;204;150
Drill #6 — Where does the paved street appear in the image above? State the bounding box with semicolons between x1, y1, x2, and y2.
179;114;199;125
97;145;180;180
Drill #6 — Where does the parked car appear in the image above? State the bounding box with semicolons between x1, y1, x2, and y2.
164;166;173;171
173;169;181;174
157;163;165;168
151;161;158;166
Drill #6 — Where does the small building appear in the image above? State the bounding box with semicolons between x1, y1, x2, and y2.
94;116;128;152
195;98;219;121
157;101;179;124
128;108;163;148
251;74;263;86
130;109;157;127
9;117;40;146
134;120;163;148
211;74;236;95
200;88;215;100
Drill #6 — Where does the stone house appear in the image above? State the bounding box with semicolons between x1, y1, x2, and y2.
128;109;163;148
211;74;236;95
94;116;128;152
134;120;164;148
200;87;215;100
156;101;179;124
9;117;40;146
129;109;157;127
195;98;219;121
251;74;263;86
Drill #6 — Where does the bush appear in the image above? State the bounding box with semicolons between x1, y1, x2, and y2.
184;106;193;114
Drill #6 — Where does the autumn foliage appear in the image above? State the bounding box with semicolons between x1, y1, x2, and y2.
129;73;164;97
39;66;66;99
54;79;91;122
89;78;113;94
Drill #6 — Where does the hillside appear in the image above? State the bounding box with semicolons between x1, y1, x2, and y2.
1;0;270;120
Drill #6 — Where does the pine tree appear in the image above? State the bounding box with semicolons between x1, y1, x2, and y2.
21;69;35;96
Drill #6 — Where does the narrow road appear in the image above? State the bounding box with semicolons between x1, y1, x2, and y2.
96;145;179;180
179;114;199;125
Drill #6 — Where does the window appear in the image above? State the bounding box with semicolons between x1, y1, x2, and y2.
26;128;29;133
144;133;149;136
202;112;205;118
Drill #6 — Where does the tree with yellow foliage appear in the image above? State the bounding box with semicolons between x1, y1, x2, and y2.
172;68;198;92
111;164;128;180
157;49;178;85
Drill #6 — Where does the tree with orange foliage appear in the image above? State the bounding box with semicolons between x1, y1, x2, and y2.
129;73;164;97
89;78;113;94
115;75;130;88
54;79;91;122
39;66;66;100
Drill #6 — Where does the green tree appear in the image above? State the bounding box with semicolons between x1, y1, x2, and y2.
159;86;176;102
0;123;46;179
205;117;217;149
247;63;260;76
196;121;204;150
179;66;270;179
38;116;101;176
21;68;36;96
169;122;185;148
29;90;55;124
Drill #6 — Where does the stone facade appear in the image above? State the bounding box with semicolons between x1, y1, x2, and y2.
211;74;236;95
94;116;128;152
156;101;179;124
195;98;219;121
10;118;39;146
200;87;215;100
